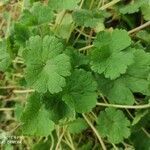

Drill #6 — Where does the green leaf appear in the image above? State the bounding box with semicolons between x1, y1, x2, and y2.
97;108;131;144
97;75;135;105
20;2;54;26
48;0;79;10
125;49;150;95
141;3;150;21
31;2;54;24
97;49;150;105
108;79;135;105
94;29;131;52
32;140;51;150
120;0;147;14
13;23;30;46
0;40;11;72
24;35;71;94
19;9;37;26
21;93;54;136
43;94;74;123
68;118;88;134
131;130;150;150
90;29;134;79
72;9;107;28
63;69;97;113
65;47;89;68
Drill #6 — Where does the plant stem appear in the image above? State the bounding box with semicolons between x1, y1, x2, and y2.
50;134;54;150
79;45;94;51
62;139;75;150
128;21;150;34
78;21;150;51
13;89;35;94
67;132;76;150
0;108;14;111
79;0;85;9
96;102;150;109
100;0;121;10
55;127;66;150
0;86;23;89
126;109;150;138
82;114;106;150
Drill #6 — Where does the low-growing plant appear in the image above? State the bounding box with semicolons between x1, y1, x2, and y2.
0;0;150;149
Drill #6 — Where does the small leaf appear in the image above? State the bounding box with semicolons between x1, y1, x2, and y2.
63;69;97;113
97;108;131;144
21;93;54;136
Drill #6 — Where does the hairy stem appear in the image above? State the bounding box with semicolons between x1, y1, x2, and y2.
97;102;150;109
82;114;106;150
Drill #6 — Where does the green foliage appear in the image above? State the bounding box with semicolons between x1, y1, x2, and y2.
63;69;97;113
120;0;147;14
97;49;150;105
0;40;11;71
141;3;150;21
21;93;54;136
90;29;134;79
97;108;131;144
1;0;150;149
48;0;79;10
43;94;73;123
72;9;108;28
23;35;71;93
20;2;54;26
131;130;150;150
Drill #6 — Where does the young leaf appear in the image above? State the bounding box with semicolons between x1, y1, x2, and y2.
21;93;54;136
63;69;97;113
97;108;131;144
23;35;71;93
90;29;134;79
